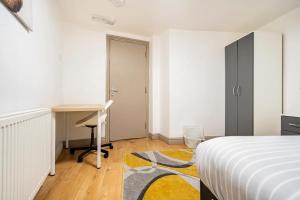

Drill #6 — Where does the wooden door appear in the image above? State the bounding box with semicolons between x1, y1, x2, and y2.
108;37;148;141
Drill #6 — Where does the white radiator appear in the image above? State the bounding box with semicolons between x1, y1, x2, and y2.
0;109;51;200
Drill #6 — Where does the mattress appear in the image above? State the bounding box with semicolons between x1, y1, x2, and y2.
195;136;300;200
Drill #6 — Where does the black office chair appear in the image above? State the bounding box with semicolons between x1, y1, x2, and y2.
70;101;113;162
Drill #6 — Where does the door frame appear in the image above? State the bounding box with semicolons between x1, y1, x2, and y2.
106;35;150;142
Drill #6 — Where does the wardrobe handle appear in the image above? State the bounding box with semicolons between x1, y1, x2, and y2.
232;86;236;96
288;123;300;128
237;85;241;96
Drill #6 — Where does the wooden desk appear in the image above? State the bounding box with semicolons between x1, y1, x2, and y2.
52;104;105;112
50;104;105;175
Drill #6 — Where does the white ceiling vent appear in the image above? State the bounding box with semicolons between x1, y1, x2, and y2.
92;15;116;25
109;0;126;7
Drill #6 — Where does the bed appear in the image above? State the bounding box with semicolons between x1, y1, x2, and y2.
195;136;300;200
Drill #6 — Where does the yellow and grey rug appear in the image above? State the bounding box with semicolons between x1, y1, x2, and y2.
123;149;200;200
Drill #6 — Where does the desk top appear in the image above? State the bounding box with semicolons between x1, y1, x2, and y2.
52;104;105;112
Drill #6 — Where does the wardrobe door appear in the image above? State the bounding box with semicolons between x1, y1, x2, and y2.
237;33;254;136
225;42;238;136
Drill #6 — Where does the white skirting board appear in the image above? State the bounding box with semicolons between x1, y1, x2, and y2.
0;108;51;200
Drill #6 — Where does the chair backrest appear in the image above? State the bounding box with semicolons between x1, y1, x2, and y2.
104;100;113;111
75;100;113;127
99;113;107;124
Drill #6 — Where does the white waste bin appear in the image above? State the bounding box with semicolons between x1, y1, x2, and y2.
183;126;204;148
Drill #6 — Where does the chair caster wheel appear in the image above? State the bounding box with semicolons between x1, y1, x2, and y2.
77;158;83;163
109;145;113;149
104;153;109;158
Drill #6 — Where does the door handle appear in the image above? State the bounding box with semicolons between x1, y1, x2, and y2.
237;85;241;96
111;89;119;93
111;88;119;96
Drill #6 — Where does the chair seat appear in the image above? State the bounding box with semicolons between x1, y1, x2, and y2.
75;112;107;127
71;100;113;167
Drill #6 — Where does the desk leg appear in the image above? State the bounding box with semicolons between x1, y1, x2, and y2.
96;111;101;169
50;112;56;176
65;113;69;149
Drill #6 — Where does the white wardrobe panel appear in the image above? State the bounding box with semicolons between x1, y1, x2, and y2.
254;32;282;136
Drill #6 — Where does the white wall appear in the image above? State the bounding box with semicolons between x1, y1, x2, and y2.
155;6;300;138
60;6;300;140
59;7;300;141
61;23;153;140
149;36;160;134
62;22;107;105
61;25;152;108
61;24;168;140
60;22;107;139
150;32;170;137
253;32;282;136
151;30;242;138
258;7;300;116
168;30;242;138
0;0;63;115
159;32;170;138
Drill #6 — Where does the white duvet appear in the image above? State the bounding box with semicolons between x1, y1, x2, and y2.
195;136;300;200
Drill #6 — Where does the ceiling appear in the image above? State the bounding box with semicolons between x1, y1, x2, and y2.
58;0;300;36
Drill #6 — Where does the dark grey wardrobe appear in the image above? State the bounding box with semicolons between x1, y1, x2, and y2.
225;32;282;136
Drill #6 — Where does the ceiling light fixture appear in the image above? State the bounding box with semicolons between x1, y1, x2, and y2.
92;15;116;25
109;0;125;7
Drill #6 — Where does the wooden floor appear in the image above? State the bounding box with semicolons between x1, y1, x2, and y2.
35;138;185;200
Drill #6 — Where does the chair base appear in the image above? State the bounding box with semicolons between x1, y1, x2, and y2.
101;143;114;150
70;143;113;162
69;125;113;163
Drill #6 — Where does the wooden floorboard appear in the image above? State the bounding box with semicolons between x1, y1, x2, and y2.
35;138;185;200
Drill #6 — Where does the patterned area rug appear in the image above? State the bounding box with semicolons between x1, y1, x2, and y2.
123;149;200;200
